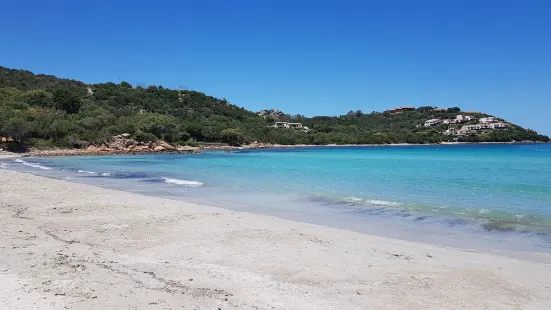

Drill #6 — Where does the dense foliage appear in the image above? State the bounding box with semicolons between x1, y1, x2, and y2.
0;66;548;149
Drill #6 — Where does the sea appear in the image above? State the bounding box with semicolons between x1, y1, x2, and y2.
2;144;551;260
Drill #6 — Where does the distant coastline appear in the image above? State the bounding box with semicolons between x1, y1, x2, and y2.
1;66;549;156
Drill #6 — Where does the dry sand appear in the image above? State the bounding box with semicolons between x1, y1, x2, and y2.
1;169;550;309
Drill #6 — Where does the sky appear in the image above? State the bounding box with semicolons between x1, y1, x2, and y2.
1;0;551;134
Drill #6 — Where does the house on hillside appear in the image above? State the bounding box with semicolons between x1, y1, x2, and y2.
443;115;477;125
424;119;442;127
387;106;415;114
457;115;476;122
288;123;303;129
480;117;498;123
443;119;458;124
272;122;309;131
443;128;458;135
274;122;290;128
489;122;508;129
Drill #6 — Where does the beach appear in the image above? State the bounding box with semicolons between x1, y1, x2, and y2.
1;169;550;309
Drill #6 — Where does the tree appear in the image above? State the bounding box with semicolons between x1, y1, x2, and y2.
1;117;30;143
220;128;245;146
120;81;132;89
52;89;81;114
24;90;53;108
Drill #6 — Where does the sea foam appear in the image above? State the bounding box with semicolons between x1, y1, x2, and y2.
14;159;52;170
343;196;402;207
162;177;204;187
367;199;402;207
78;170;96;174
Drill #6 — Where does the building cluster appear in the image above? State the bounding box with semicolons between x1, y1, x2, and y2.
422;115;509;137
386;106;458;114
423;115;475;127
387;106;415;114
272;122;309;131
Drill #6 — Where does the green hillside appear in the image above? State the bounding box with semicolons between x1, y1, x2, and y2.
0;66;548;150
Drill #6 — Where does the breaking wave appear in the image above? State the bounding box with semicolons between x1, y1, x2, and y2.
162;177;204;187
0;163;7;169
14;159;52;170
78;170;96;174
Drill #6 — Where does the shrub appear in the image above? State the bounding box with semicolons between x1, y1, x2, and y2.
66;135;88;149
133;130;158;143
220;128;245;146
27;138;56;149
184;139;199;147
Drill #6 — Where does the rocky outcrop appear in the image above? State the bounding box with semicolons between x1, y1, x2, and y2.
30;134;200;157
257;109;287;119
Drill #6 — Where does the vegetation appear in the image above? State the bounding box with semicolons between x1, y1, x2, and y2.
0;66;548;150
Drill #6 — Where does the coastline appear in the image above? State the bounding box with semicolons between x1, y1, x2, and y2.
1;169;550;309
3;140;547;158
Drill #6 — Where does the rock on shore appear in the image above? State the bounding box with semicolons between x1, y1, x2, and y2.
30;134;200;157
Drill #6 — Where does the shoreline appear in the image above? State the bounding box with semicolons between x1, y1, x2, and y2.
5;157;551;260
1;169;550;309
1;140;547;158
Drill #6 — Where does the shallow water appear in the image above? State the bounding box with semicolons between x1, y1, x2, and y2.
3;144;551;259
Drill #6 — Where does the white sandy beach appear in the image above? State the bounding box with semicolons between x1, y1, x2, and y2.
1;169;550;309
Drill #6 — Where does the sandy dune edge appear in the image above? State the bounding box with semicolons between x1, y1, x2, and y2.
0;169;550;309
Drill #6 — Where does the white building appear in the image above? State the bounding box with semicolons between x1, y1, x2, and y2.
480;117;498;123
489;122;508;129
424;119;442;127
443;128;457;135
287;123;303;129
273;122;290;128
461;124;482;131
272;122;309;131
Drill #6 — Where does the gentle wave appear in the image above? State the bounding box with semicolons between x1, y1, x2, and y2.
307;194;551;233
162;177;204;187
76;169;111;177
0;163;7;169
14;159;52;170
342;196;403;207
367;199;402;207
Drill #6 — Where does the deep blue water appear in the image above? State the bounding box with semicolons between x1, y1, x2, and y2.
3;144;551;258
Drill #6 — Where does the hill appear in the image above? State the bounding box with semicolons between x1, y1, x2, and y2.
0;66;548;151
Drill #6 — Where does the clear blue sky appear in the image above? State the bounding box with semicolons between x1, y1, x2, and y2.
2;0;551;134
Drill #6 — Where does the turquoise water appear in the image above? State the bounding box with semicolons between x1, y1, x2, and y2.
3;144;551;256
